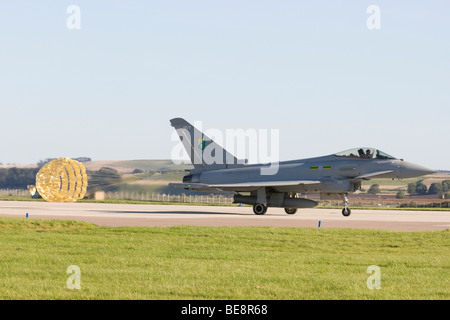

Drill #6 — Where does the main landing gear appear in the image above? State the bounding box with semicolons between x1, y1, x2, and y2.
253;203;268;215
284;193;298;214
253;204;298;215
284;208;297;214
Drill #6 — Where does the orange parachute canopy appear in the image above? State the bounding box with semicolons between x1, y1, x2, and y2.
35;157;88;202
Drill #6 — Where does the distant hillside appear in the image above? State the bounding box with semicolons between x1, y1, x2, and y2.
0;159;193;173
82;160;193;173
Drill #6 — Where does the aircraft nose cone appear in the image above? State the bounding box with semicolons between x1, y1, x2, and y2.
400;162;436;178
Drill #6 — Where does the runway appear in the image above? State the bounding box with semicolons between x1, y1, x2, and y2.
0;201;449;231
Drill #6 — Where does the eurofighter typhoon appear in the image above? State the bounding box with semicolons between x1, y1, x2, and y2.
169;118;435;216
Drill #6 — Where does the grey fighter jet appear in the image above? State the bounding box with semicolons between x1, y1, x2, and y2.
169;118;435;216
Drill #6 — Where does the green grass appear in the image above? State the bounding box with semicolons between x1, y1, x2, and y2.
0;217;448;300
361;177;422;187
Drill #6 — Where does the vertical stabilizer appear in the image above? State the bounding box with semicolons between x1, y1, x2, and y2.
170;118;241;170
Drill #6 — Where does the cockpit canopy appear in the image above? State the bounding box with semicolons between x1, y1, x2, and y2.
334;148;397;160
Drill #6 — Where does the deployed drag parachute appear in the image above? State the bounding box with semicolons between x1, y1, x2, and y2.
35;157;88;202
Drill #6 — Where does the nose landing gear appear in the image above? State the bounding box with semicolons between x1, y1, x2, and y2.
342;207;351;217
340;193;351;217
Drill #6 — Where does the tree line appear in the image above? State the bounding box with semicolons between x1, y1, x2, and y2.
0;168;39;189
407;180;450;198
0;166;122;193
366;180;450;199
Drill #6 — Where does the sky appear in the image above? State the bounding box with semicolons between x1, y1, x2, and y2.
0;1;449;169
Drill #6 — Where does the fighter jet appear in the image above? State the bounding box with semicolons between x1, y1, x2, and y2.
169;118;435;216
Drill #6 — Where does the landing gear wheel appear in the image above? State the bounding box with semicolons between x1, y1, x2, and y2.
284;208;297;215
253;203;268;215
339;193;351;217
342;208;351;217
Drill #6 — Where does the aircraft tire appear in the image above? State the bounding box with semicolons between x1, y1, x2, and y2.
253;204;268;215
284;208;297;215
342;208;351;217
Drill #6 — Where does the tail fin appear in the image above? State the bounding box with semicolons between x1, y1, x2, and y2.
170;118;241;170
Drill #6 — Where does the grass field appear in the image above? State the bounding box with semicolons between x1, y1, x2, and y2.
0;217;448;300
